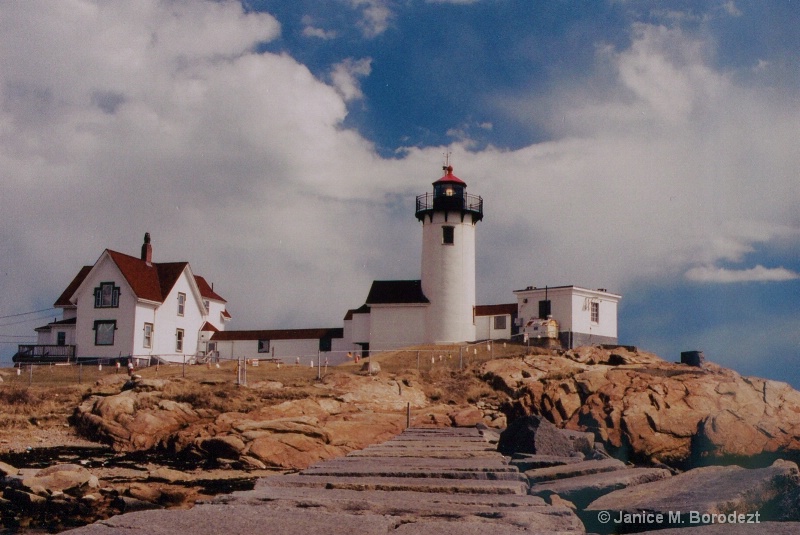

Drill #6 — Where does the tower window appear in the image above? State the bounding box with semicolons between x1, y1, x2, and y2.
442;226;454;245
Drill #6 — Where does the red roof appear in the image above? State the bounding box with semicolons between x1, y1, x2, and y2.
54;266;92;307
433;165;467;186
106;249;187;303
221;309;232;319
199;321;218;332
194;275;227;303
58;248;227;306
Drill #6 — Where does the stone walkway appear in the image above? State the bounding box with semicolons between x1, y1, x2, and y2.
65;427;585;534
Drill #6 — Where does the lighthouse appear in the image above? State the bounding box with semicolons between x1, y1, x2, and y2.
415;165;483;344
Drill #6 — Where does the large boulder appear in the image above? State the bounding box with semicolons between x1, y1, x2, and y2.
73;390;202;451
497;415;578;457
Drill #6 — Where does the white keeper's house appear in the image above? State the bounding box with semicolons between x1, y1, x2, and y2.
20;165;622;365
16;233;231;364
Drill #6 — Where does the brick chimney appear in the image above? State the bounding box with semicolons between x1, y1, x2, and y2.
141;232;152;265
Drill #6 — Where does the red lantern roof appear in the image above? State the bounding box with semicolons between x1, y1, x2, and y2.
433;165;467;187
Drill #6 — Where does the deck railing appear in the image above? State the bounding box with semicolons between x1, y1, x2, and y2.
14;344;76;362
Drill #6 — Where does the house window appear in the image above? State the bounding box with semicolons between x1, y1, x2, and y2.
442;226;454;245
93;320;116;346
203;300;210;313
175;328;184;352
94;282;120;308
143;323;153;348
56;332;66;346
177;293;186;316
258;340;270;353
591;302;599;323
493;315;507;330
538;300;551;319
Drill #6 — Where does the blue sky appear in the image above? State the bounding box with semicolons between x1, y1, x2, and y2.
1;1;798;386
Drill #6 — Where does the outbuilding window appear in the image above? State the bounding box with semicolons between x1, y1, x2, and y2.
538;300;551;319
591;302;599;323
493;316;507;330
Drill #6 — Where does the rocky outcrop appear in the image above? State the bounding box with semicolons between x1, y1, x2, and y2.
483;346;800;467
73;372;430;470
1;462;112;531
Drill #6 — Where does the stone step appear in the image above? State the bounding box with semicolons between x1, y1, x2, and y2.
525;458;628;483
305;457;514;467
306;457;513;471
530;467;672;508
510;453;587;471
300;465;524;481
345;450;501;459
355;445;497;454
258;474;529;495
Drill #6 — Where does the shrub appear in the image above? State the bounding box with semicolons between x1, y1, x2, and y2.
0;387;38;406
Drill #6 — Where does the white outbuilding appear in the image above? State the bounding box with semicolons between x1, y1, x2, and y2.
513;285;621;348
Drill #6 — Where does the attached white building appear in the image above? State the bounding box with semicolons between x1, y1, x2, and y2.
513;286;621;348
18;234;230;364
209;328;349;366
475;303;518;341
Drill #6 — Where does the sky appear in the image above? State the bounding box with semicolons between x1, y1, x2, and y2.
1;1;798;385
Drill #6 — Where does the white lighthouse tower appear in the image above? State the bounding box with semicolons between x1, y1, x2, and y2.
416;165;483;344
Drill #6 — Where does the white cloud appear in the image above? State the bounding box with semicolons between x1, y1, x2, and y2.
349;0;392;38
722;1;742;17
301;15;337;40
302;26;338;40
330;58;373;102
685;265;800;283
484;23;800;296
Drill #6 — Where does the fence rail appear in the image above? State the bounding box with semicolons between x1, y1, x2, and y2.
1;339;531;387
